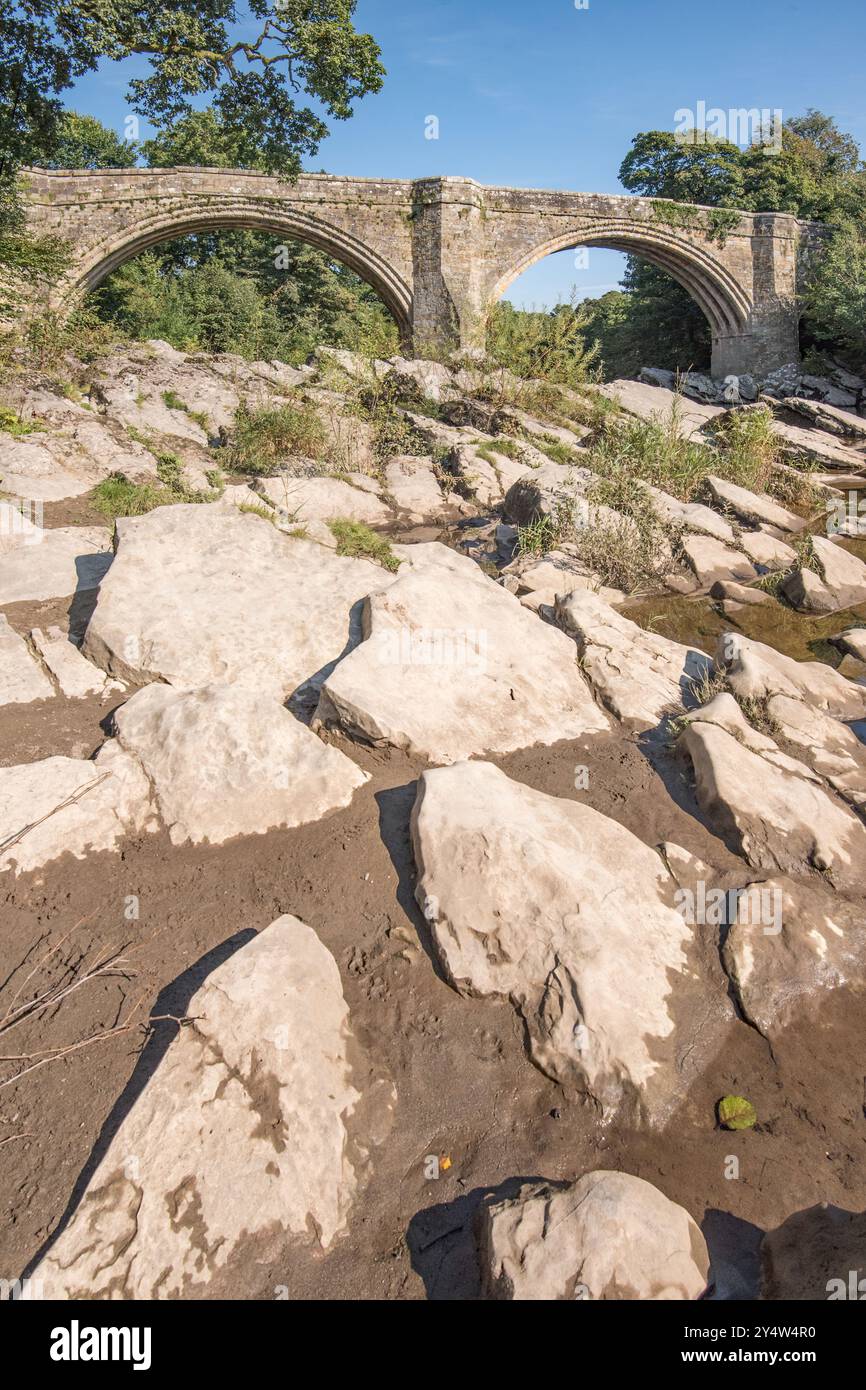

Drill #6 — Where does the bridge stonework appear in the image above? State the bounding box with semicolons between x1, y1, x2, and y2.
20;167;820;377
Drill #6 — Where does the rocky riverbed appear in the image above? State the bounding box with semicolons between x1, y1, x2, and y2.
1;340;865;1300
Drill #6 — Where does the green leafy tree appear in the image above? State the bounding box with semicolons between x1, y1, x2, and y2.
43;111;139;169
0;1;384;175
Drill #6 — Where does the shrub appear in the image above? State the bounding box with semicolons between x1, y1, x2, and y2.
226;400;327;475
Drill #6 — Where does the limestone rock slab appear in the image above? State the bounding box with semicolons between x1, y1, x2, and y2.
81;504;395;705
112;683;368;846
724;877;866;1037
0;525;112;604
0;616;54;705
717;633;866;719
0;744;155;876
554;589;711;729
315;557;608;763
32;916;369;1298
411;761;713;1120
680;703;866;890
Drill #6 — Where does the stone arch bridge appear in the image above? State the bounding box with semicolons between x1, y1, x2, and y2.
20;167;822;377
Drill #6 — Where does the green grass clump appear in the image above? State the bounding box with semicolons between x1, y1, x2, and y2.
328;518;401;571
226;400;327;476
534;434;579;466
91;474;171;519
238;502;277;525
0;406;36;437
92;452;220;521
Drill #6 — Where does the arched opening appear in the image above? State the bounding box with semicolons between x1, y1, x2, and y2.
75;213;412;362
491;227;752;382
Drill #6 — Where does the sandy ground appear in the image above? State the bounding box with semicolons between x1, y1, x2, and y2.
2;674;865;1300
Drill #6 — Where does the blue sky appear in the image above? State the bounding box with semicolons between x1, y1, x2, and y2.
67;0;866;309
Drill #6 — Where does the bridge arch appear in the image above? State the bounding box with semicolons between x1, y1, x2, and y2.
490;221;753;343
67;202;414;343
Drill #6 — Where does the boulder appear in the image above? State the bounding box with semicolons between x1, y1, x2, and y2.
724;876;866;1037
830;627;866;663
411;761;717;1120
709;580;770;606
554;589;711;729
737;530;797;571
717;632;866;720
111;683;368;846
31;916;377;1298
315;556;608;763
679;697;866;890
503;459;593;527
388;355;457;402
81;504;396;707
477;1172;709;1301
0;743;156;875
0;616;54;705
781;536;866;614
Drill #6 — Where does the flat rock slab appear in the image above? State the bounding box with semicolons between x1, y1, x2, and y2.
32;916;373;1298
477;1172;709;1301
411;761;719;1121
0;744;155;875
81;504;395;705
595;379;725;438
0;615;54;705
554;589;711;730
112;683;368;846
680;698;866;891
384;455;450;523
648;486;735;543
724;876;866;1038
253;474;391;527
766;693;866;810
682;534;759;587
30;626;108;698
704;475;804;532
315;556;608;763
0;525;112;604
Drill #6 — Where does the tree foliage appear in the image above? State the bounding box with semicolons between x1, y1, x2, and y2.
608;112;866;375
0;1;384;175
